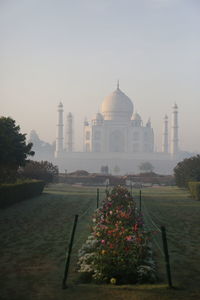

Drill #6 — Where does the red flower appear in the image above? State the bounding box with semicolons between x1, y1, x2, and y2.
134;223;138;232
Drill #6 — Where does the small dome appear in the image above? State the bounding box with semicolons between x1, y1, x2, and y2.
92;112;104;125
101;85;134;121
132;112;143;127
132;112;141;121
92;112;104;121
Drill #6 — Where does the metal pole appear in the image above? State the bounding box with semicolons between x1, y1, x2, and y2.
97;188;99;209
131;184;133;197
161;226;173;288
139;190;142;212
105;183;108;195
62;214;79;289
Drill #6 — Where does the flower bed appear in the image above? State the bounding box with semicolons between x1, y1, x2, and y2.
78;186;156;284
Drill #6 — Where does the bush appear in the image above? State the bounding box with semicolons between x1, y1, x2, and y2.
78;186;157;284
19;160;58;184
188;182;200;201
0;180;45;208
174;155;200;188
0;117;34;183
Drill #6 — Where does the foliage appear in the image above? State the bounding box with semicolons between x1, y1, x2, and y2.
174;155;200;188
78;186;156;284
19;160;58;184
188;182;200;200
0;180;45;208
69;170;89;176
0;117;34;183
1;185;200;299
139;162;154;173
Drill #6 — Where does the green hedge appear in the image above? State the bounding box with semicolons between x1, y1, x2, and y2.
0;180;45;208
188;182;200;201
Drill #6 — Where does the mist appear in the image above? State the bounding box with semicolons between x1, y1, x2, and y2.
1;0;200;153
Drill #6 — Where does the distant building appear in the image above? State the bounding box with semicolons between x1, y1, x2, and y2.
54;83;183;174
29;130;55;161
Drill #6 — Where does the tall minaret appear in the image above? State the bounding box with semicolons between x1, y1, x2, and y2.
171;103;179;155
55;102;64;157
162;115;169;153
66;112;73;152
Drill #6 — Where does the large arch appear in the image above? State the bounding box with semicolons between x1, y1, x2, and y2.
109;130;125;152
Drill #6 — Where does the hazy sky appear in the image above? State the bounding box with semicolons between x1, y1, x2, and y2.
1;0;200;152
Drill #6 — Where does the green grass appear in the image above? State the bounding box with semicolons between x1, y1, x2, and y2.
0;184;200;300
136;187;200;293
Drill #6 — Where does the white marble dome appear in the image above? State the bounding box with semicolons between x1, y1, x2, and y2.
101;86;134;121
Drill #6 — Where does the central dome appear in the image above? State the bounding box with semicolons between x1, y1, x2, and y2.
101;85;134;121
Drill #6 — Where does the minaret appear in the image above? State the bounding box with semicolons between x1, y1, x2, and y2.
162;115;169;153
66;112;73;152
171;103;179;155
55;102;64;157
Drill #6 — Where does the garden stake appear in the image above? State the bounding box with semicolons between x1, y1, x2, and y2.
161;225;173;288
97;188;99;209
105;184;109;194
139;190;142;212
62;214;79;289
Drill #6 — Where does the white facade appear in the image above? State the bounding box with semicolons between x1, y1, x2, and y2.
55;84;180;174
83;85;154;154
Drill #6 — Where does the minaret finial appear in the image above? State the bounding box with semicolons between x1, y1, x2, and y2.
117;80;119;89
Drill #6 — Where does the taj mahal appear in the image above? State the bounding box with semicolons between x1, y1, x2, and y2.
54;82;180;174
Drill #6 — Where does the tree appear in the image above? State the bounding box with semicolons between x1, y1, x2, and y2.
69;170;89;176
174;155;200;188
139;162;154;173
19;160;59;184
0;117;34;182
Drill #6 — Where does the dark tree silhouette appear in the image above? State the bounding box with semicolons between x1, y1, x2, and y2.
19;160;59;184
139;162;154;173
0;117;34;182
174;155;200;188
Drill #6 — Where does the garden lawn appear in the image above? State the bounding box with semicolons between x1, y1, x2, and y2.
0;184;200;300
136;186;200;294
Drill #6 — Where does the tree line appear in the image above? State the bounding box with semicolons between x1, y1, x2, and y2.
174;155;200;188
1;116;199;188
0;117;58;184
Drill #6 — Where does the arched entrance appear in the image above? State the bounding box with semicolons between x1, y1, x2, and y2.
109;130;125;152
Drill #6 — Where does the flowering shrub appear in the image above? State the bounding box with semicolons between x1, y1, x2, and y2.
78;186;156;284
